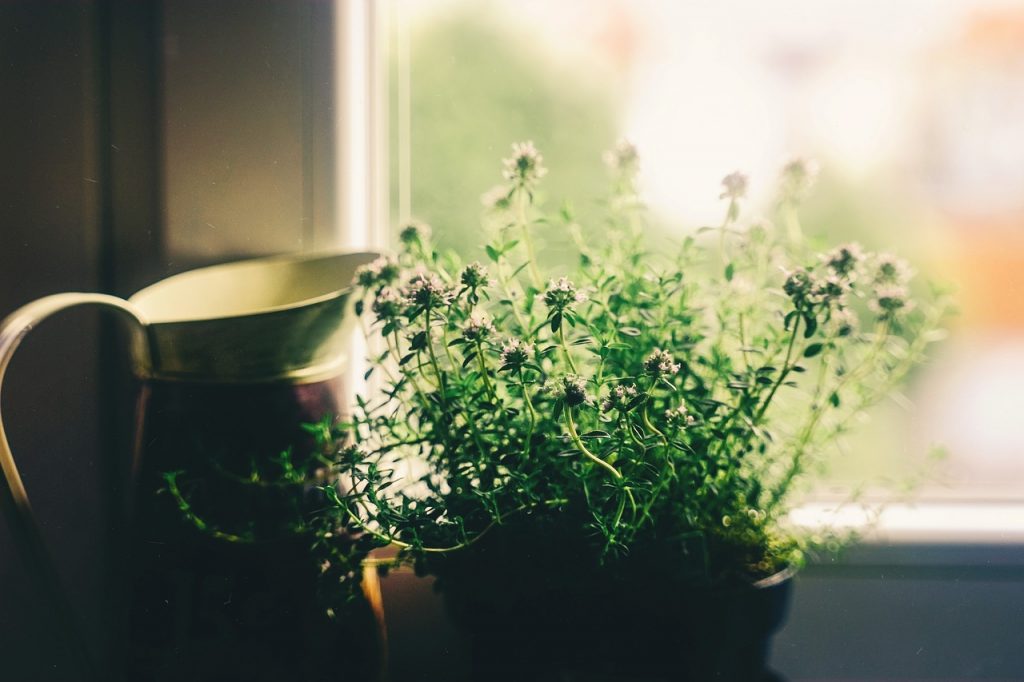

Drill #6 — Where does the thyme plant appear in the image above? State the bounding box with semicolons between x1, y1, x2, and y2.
329;142;950;588
171;141;949;602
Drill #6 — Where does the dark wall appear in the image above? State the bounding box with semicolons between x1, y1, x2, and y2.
0;1;336;677
0;4;108;676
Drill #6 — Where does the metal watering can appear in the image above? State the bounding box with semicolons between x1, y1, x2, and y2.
0;251;380;680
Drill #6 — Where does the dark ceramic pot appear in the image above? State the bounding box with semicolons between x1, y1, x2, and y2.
438;563;794;682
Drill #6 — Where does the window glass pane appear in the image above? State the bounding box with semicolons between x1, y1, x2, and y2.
390;0;1024;499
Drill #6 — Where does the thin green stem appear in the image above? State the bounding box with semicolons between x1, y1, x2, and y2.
494;256;530;333
754;314;802;423
441;320;463;381
637;405;677;524
516;190;543;290
565;408;637;522
519;368;537;457
558;324;579;374
565;408;620;479
476;341;496;401
424;309;448;407
767;322;891;512
164;472;252;544
340;496;569;555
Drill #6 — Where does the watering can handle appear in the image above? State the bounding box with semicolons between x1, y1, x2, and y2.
0;293;147;682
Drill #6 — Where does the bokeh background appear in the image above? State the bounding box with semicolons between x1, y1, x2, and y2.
389;0;1024;499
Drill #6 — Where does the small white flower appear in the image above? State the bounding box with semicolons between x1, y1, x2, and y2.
872;253;913;286
869;284;913;319
664;403;695;428
823;243;863;279
355;256;400;288
644;349;682;377
402;271;455;309
603;139;640;173
831;306;858;335
499;337;534;369
372;286;404;321
462;311;495;342
601;383;639;413
720;171;748;201
502;141;548;188
783;268;815;303
780;157;820;201
480;184;512;210
399;220;431;246
556;374;591;407
812;273;851;306
543;276;587;310
460;262;491;289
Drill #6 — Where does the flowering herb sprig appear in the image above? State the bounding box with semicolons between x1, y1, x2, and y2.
163;140;950;606
325;143;950;591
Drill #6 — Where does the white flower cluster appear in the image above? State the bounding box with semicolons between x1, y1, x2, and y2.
399;220;431;246
556;374;590;407
371;286;405;322
644;349;682;377
664;403;696;428
460;261;491;289
720;171;748;201
403;271;456;310
499;337;534;369
823;243;863;279
601;383;639;413
462;311;495;342
502;141;548;188
780;157;820;201
543;276;587;311
867;253;914;321
355;256;400;289
602;139;640;173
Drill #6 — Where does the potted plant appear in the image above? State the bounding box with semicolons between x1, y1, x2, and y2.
321;141;948;681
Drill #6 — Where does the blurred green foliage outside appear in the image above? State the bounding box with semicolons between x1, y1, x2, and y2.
389;8;621;266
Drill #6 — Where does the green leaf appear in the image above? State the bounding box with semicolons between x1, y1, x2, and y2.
485;244;500;263
409;331;428;351
802;314;818;338
724;262;735;282
803;343;824;358
550;312;562;333
829;391;841;407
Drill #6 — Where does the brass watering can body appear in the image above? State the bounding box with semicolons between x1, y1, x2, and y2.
0;251;380;680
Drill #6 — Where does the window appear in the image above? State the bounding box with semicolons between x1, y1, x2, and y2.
381;3;1024;679
387;0;1024;502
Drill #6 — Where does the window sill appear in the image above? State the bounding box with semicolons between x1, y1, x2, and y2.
790;501;1024;568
